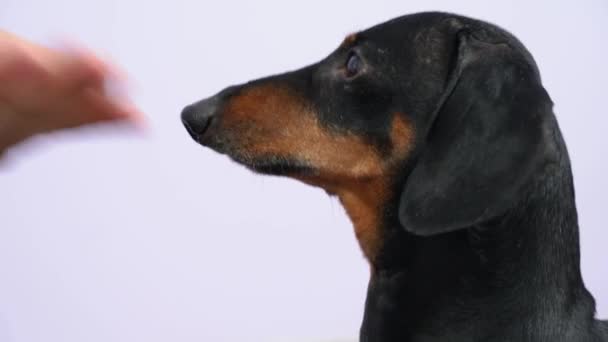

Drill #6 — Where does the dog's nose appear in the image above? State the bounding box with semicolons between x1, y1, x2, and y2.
181;96;219;139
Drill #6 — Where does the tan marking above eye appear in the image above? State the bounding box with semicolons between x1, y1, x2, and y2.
342;33;358;47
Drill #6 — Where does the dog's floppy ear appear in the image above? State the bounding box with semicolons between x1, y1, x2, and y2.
398;29;553;236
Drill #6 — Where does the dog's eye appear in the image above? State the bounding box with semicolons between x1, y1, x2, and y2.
345;52;361;77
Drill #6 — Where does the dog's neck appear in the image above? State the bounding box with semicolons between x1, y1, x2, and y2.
334;177;391;265
355;163;600;341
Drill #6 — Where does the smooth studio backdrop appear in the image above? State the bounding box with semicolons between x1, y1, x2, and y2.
1;1;606;341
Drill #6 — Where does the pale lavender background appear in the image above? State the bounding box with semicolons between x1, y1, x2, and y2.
0;1;606;341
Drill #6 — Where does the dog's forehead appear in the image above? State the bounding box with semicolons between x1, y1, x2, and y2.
364;16;421;35
336;16;448;57
358;12;455;47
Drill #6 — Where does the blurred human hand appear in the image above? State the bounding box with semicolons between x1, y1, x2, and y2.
0;31;143;153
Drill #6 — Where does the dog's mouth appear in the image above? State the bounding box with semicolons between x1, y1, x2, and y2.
185;125;317;177
231;154;317;176
219;148;317;177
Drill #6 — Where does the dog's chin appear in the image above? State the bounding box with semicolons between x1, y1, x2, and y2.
229;152;317;177
240;159;316;177
196;136;316;177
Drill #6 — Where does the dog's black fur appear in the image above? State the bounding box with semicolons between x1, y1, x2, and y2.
182;12;607;342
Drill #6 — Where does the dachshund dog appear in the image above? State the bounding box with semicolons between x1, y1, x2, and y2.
182;12;608;342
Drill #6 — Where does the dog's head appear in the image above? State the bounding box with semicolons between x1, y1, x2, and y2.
182;12;555;261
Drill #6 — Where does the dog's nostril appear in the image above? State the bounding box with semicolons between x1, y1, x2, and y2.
182;117;200;139
181;95;222;141
181;104;214;138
